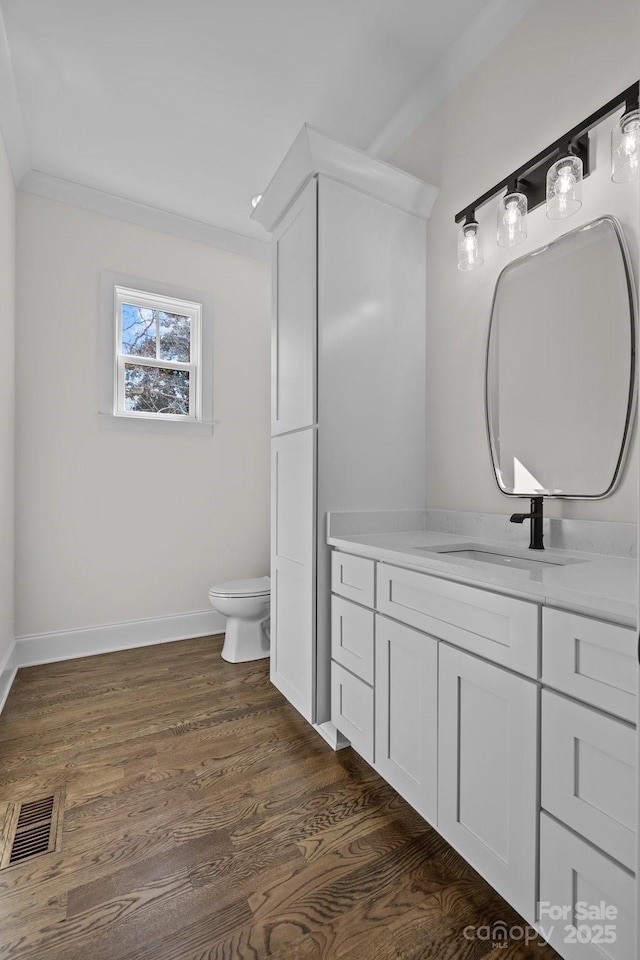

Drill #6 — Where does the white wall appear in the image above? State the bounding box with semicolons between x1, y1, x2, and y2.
392;0;640;522
0;132;15;662
15;194;270;637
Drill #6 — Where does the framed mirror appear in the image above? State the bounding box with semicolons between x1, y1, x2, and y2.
486;216;636;499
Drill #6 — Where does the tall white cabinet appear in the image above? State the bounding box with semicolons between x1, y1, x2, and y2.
252;126;437;726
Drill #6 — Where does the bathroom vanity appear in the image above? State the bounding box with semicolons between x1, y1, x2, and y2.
328;519;637;960
254;118;639;958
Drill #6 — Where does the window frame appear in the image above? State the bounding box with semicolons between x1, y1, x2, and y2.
114;285;202;422
100;272;214;436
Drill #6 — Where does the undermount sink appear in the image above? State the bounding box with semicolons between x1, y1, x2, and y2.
415;543;583;572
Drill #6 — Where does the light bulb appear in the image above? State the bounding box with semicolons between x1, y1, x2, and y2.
612;109;640;182
554;165;575;214
497;192;527;247
457;220;483;271
251;194;263;209
546;155;582;220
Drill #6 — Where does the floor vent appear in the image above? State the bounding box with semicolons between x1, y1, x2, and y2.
0;790;64;869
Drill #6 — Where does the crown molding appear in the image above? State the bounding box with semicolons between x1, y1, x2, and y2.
1;0;536;251
368;0;540;161
0;3;267;261
251;124;438;233
20;170;270;261
0;4;30;183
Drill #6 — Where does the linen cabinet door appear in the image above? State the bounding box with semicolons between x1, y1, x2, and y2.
375;616;438;824
438;644;538;924
271;429;316;721
272;178;317;436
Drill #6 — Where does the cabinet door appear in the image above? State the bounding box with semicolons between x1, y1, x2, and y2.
375;616;438;824
272;178;317;436
438;644;538;924
271;429;316;721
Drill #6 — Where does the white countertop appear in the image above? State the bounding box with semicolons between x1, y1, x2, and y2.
327;529;638;626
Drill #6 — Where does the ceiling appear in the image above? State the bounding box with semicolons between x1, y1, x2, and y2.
1;0;509;244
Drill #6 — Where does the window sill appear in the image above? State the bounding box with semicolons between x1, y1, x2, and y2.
98;413;214;437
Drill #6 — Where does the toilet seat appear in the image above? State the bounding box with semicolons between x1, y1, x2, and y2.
209;576;270;599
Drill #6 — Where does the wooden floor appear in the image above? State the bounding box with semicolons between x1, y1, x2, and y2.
0;635;561;960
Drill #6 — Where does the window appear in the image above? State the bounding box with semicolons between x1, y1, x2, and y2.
114;286;201;420
100;273;213;435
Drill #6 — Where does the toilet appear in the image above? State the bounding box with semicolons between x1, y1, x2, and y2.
208;577;271;663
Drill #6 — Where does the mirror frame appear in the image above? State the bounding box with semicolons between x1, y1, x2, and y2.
485;215;637;500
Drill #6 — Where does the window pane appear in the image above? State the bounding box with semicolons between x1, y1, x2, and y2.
158;311;191;361
121;304;157;357
124;364;190;416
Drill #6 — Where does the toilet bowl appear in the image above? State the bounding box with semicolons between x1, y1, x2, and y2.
208;577;270;663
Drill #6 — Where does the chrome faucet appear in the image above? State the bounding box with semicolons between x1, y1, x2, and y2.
510;496;544;550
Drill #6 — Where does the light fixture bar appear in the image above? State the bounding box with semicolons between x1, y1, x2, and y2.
454;81;639;224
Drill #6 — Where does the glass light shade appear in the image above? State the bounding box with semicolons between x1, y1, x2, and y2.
497;192;528;247
546;155;583;219
457;220;483;271
612;109;640;183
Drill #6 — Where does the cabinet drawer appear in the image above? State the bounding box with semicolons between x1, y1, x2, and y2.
331;662;374;764
377;563;539;676
542;608;637;722
541;691;636;870
331;552;375;607
331;597;374;684
539;813;635;960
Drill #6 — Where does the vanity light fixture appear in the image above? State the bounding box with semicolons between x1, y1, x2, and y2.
497;188;527;246
454;81;639;268
457;215;483;271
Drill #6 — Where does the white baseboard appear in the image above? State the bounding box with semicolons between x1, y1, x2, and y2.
14;609;226;668
0;609;226;713
0;642;18;714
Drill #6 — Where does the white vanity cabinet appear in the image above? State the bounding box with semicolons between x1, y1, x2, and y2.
253;127;436;727
331;551;541;921
329;547;638;960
